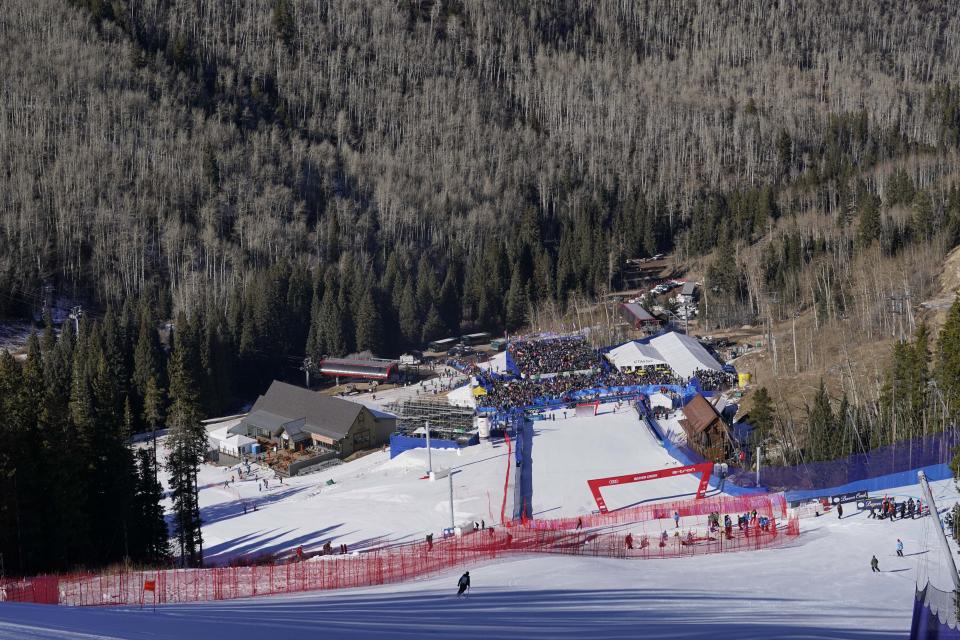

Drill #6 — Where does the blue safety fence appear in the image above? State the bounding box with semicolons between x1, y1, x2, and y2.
479;381;706;411
503;349;521;376
389;432;479;458
911;582;960;640
784;463;953;502
728;429;960;495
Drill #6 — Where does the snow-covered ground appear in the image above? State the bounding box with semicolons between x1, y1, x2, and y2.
531;406;703;516
174;440;511;564
173;401;705;563
2;478;957;639
4;376;958;639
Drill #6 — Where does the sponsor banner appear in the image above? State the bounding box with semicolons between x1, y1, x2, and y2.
830;490;868;505
857;498;885;511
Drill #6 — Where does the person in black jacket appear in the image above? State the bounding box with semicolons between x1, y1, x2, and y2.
837;503;843;519
457;572;471;597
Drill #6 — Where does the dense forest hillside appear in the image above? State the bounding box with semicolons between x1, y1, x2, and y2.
3;1;960;337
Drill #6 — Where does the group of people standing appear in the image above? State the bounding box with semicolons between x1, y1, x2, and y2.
867;497;923;520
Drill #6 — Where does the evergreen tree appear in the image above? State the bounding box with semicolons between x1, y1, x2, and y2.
90;347;137;563
505;266;529;331
749;387;775;444
805;380;836;462
937;294;960;419
305;282;326;360
437;269;461;335
355;287;382;355
321;283;346;355
133;310;163;400
143;376;165;443
421;303;445;344
398;281;420;347
856;184;881;245
165;327;206;567
133;448;169;564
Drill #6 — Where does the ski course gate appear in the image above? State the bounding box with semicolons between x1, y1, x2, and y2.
587;462;713;513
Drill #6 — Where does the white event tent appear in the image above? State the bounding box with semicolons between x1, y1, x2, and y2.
606;331;723;379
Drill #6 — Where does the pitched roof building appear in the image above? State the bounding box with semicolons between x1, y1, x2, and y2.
317;358;398;381
680;393;732;461
619;302;664;330
230;381;395;458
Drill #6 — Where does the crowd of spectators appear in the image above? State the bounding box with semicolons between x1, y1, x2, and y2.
508;337;599;375
476;366;685;411
468;337;734;412
606;365;682;388
693;368;736;391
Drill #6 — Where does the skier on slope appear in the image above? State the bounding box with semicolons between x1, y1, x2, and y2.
456;571;471;597
871;555;880;573
896;539;904;557
837;503;843;519
673;511;680;528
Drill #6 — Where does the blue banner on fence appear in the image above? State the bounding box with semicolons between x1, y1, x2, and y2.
389;432;478;459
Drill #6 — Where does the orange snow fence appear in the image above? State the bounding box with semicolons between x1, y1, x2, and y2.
1;511;799;607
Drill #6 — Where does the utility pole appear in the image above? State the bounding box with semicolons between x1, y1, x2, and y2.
301;357;313;389
760;291;779;375
756;446;761;487
792;309;799;374
889;294;910;342
69;305;83;335
448;469;455;530
425;421;432;475
918;470;960;590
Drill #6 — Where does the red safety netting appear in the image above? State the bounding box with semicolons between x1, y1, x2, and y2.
500;429;512;524
1;513;799;607
516;492;787;530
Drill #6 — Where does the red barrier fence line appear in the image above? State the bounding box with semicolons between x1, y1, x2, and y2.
515;492;787;531
0;514;800;607
500;430;512;525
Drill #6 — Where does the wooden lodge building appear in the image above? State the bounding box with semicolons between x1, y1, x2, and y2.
680;393;733;462
229;381;395;458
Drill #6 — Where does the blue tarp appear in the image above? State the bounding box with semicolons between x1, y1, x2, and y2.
784;463;954;502
389;432;478;458
729;429;960;495
503;349;521;376
911;582;960;639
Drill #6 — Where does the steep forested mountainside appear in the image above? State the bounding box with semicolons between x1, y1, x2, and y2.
2;0;960;363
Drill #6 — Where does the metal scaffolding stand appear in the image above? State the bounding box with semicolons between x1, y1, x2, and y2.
386;398;476;443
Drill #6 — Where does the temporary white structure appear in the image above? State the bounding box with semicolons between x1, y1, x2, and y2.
607;331;723;380
648;332;722;378
648;391;675;410
207;418;256;457
446;383;477;408
477;351;508;373
606;341;667;369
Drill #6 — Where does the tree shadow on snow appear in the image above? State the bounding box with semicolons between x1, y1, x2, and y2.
204;524;354;565
197;486;309;527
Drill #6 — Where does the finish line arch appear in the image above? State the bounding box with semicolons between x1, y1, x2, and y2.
587;462;713;514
